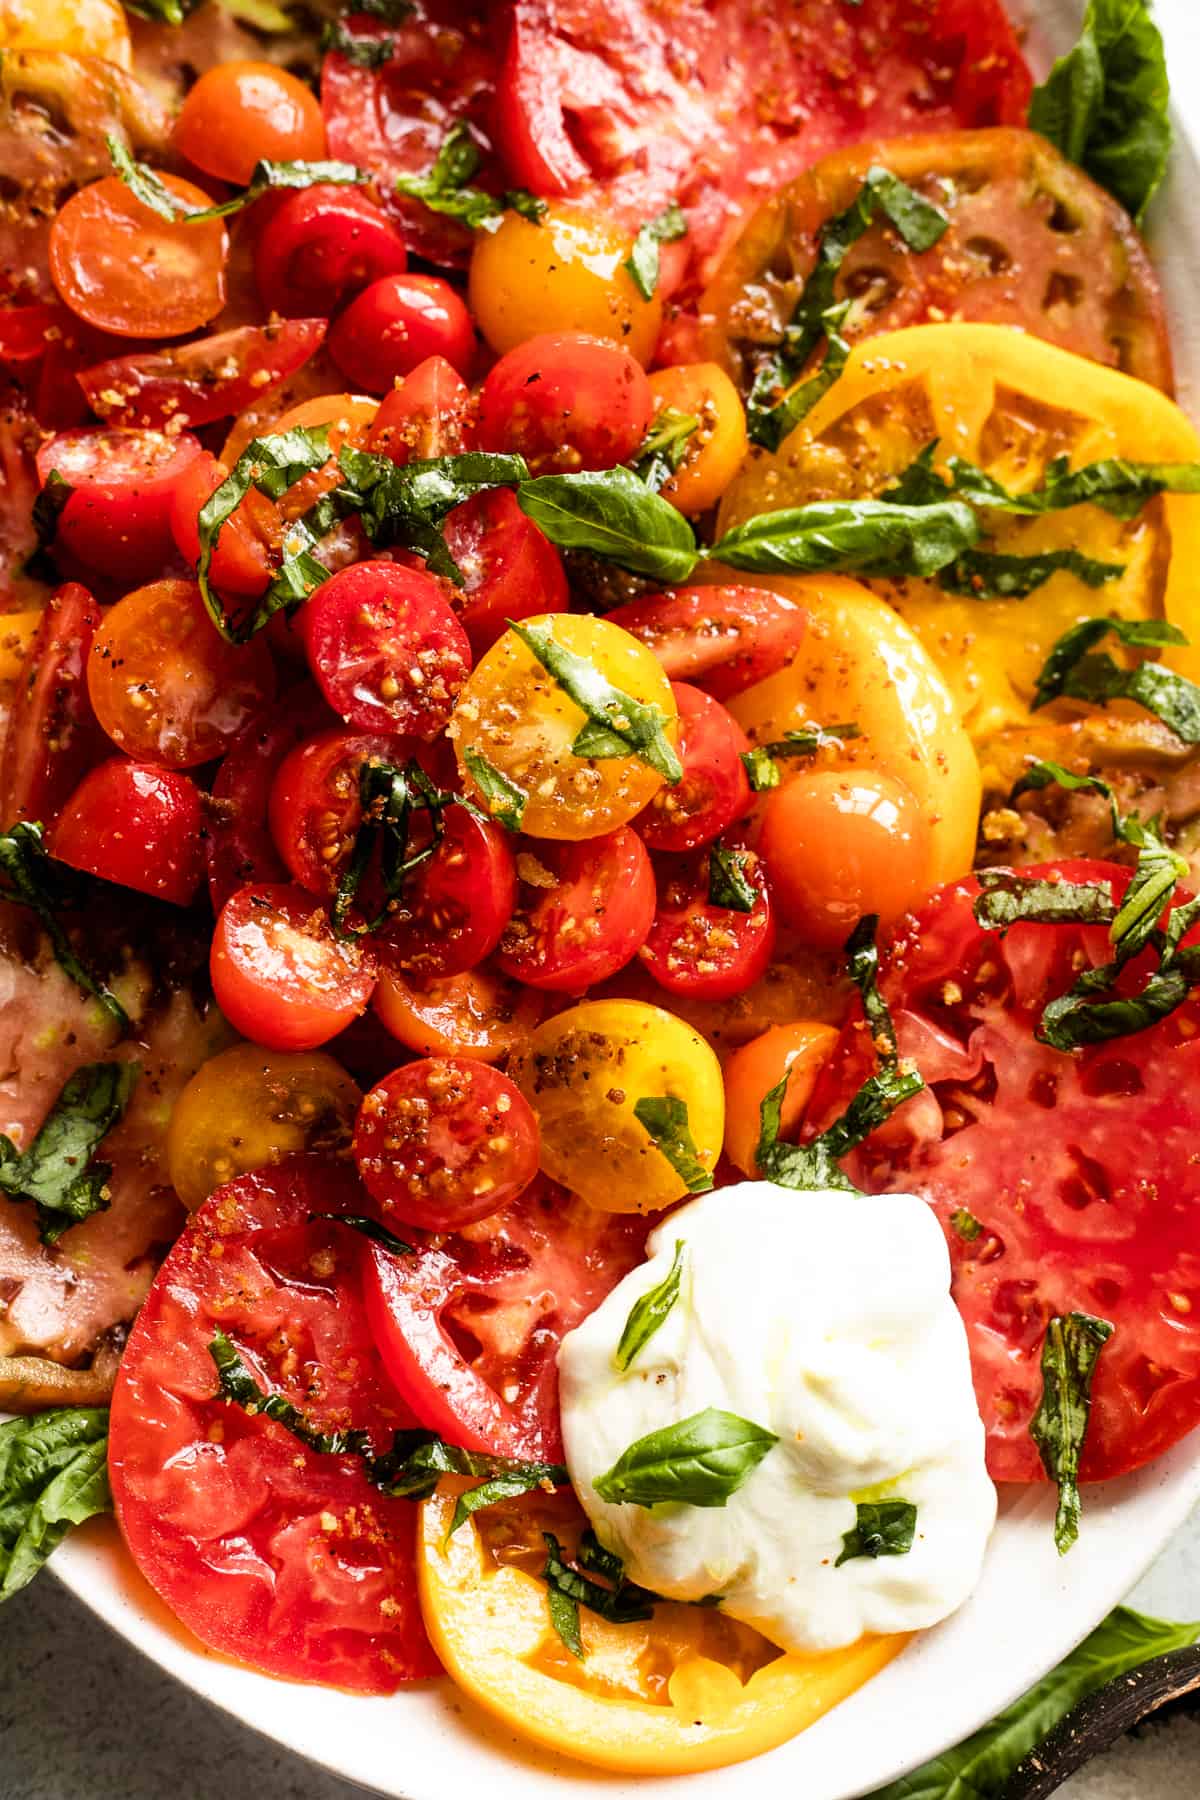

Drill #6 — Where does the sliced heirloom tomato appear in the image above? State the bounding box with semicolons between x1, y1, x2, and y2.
50;759;204;904
36;428;204;584
77;320;329;431
636;682;751;852
639;844;775;1002
363;1176;647;1459
108;1158;439;1692
0;581;107;827
49;173;228;338
211;881;378;1051
807;860;1200;1485
496;828;656;993
607;586;807;702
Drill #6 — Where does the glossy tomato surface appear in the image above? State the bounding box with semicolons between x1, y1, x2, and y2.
477;333;652;474
440;487;568;653
607;586;808;701
255;187;407;319
380;805;516;980
208;688;334;913
78;321;328;432
36;428;204;584
212;882;378;1050
496;829;657;992
50;759;204;905
0;582;107;827
635;682;752;853
638;844;775;1001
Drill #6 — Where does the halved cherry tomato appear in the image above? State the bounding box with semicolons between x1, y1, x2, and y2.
299;561;471;738
363;1178;647;1458
269;727;407;897
638;845;775;1002
88;578;276;769
477;332;652;475
607;586;807;701
0;581;107;827
108;1158;439;1692
211;881;378;1050
644;364;749;515
373;962;545;1063
636;682;751;852
173;61;326;185
355;1058;539;1231
255;186;407;319
77;319;328;430
50;759;204;904
722;1020;840;1178
36;428;204;584
366;356;471;466
208;686;334;912
49;174;228;338
169;450;280;602
380;805;515;980
497;829;656;993
439;487;567;653
0;299;57;364
328;274;475;392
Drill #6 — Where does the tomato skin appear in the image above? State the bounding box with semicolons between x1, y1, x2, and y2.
36;428;205;584
497;829;657;993
381;806;516;980
208;686;334;912
255;186;407;318
636;682;751;853
174;61;327;185
373;962;545;1063
645;365;749;516
366;356;471;466
269;727;409;897
299;561;471;739
77;320;328;431
0;582;107;827
49;174;228;339
211;882;379;1051
440;486;567;653
722;1020;840;1178
169;450;280;601
50;759;204;905
108;1158;439;1693
477;332;652;475
639;846;776;1002
607;586;808;702
0;299;58;363
328;274;475;392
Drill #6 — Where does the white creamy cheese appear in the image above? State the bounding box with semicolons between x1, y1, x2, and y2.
558;1180;996;1655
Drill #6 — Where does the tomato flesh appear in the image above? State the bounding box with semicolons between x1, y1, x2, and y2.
606;586;808;702
269;727;411;897
77;320;328;431
254;186;407;319
50;759;204;905
0;581;107;827
496;828;657;993
636;682;752;853
380;805;516;980
36;428;205;584
212;881;379;1051
639;845;776;1002
208;687;334;913
48;174;228;339
373;961;546;1063
366;356;471;466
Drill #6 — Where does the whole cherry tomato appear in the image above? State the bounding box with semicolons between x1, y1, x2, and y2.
328;274;475;392
173;61;326;185
477;331;652;474
51;759;205;905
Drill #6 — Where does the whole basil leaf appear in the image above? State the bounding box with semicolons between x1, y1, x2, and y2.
0;1062;139;1246
0;823;128;1033
0;1408;111;1603
614;1240;686;1373
1030;1313;1114;1554
835;1499;917;1567
509;617;683;783
593;1407;778;1509
517;468;699;583
708;498;978;580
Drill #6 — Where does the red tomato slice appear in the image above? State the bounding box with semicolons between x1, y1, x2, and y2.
108;1157;439;1693
269;727;411;897
255;186;408;319
638;844;775;1001
807;860;1200;1486
0;582;107;827
438;486;567;653
208;686;335;913
50;759;205;905
496;828;656;993
36;428;205;585
635;681;752;853
169;449;282;601
477;333;652;475
212;881;379;1051
366;356;471;466
48;174;228;339
77;320;328;431
380;804;516;980
606;586;807;702
363;1178;648;1458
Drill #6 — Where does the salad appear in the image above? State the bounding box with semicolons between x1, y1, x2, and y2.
0;0;1197;1783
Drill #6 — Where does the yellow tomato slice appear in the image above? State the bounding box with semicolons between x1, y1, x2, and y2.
418;1487;907;1776
0;0;132;66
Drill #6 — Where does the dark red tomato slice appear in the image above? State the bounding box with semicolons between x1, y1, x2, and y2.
36;428;205;585
638;843;775;1001
364;1177;648;1458
636;681;751;853
77;320;328;431
108;1157;439;1693
50;759;204;905
355;1057;540;1231
321;5;499;267
254;186;408;319
806;860;1200;1486
366;355;471;466
269;727;411;897
328;273;475;391
380;804;515;980
169;449;282;600
212;881;379;1051
477;332;652;475
496;828;656;993
208;686;335;913
0;396;43;605
0;582;108;828
438;486;567;654
606;586;807;701
299;560;471;738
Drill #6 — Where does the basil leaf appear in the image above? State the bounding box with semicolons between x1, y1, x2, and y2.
542;1533;656;1658
632;1098;713;1195
350;0;415;17
895;444;1200;522
707;497;979;580
1032;615;1200;742
593;1407;778;1509
445;1465;565;1540
394;122;506;232
861;1605;1200;1800
615;1240;686;1373
108;138;365;223
1109;816;1187;961
123;0;197;19
0;1408;111;1604
748;303;851;453
210;1332;375;1460
320;21;395;65
707;845;757;913
974;866;1117;932
1030;0;1171;222
105;135;179;220
0;1061;139;1246
939;546;1124;599
633;408;699;493
332;756;454;937
1040;955;1200;1050
0;822;128;1032
197;427;333;639
950;1208;982;1242
844;912;897;1058
1010;757;1118;816
740;721;861;791
505;189;548;223
1030;1312;1114;1554
545;1579;584;1658
337;446;528;582
461;748;526;830
624;203;688;300
835;1499;917;1567
309;1213;413;1255
509;617;683;783
517;468;699;584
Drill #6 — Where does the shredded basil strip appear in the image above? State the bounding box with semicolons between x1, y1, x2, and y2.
320;20;395;65
624;203;688;300
632;1099;713;1195
888;442;1200;522
973;867;1118;932
707;845;758;913
334;445;529;583
0;1061;139;1247
332;756;475;937
197;426;333;640
308;1213;414;1255
108;137;365;222
517;468;699;584
461;748;526;831
25;469;73;581
0;1408;111;1605
509;617;683;783
1032;615;1200;744
740;721;861;792
614;1240;687;1372
633;408;699;493
542;1530;657;1661
0;823;129;1032
593;1407;778;1510
1030;1313;1114;1554
835;1500;918;1567
393;122;547;233
939;546;1124;599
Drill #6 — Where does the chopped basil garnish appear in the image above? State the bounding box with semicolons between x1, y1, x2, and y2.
939;546;1124;600
707;497;979;580
26;469;73;581
108;137;366;223
749;302;853;452
332;756;468;937
542;1530;657;1658
593;1407;778;1509
393;122;547;234
334;446;528;583
320;20;395;65
509;617;683;783
1032;616;1200;743
614;1240;686;1373
950;1208;982;1242
211;1332;374;1459
623;203;688;300
835;1499;918;1567
545;1571;585;1658
517;468;699;584
0;1408;111;1605
707;845;757;913
633;408;699;493
0;823;129;1032
973;866;1118;932
309;1213;413;1255
1030;1313;1114;1554
888;442;1200;522
197;426;333;640
740;721;861;792
506;189;548;223
0;1061;138;1247
461;748;526;831
632;1100;713;1195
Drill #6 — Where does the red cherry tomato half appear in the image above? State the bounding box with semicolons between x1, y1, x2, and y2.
477;331;653;475
496;828;656;993
50;759;204;905
0;582;108;828
108;1159;439;1693
355;1058;539;1232
269;727;407;897
366;356;471;466
36;428;205;584
169;450;281;600
363;1179;648;1459
211;881;378;1050
636;681;751;853
638;844;775;1001
328;274;475;392
380;804;515;980
299;560;471;738
208;686;334;912
439;486;568;654
48;174;228;339
606;586;808;701
77;319;328;431
88;578;276;769
0;301;58;364
255;186;407;318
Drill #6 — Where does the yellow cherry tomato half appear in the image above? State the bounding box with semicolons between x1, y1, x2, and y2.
0;0;131;66
469;203;662;364
514;998;723;1212
646;363;749;515
454;613;679;841
166;1042;361;1210
723;1021;840;1179
418;1485;907;1776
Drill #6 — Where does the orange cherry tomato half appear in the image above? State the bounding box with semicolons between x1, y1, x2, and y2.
49;174;228;339
372;962;546;1063
50;759;205;905
173;61;327;186
722;1021;841;1178
211;881;378;1050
